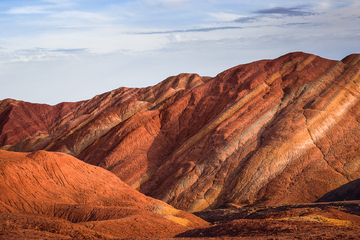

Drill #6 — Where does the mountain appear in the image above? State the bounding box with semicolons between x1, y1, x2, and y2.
1;52;360;212
0;149;208;239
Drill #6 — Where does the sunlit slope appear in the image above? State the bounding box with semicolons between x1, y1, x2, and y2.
0;150;208;239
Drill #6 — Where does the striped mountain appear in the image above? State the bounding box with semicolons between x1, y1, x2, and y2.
1;52;360;212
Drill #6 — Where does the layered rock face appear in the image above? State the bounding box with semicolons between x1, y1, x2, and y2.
0;150;207;239
0;99;82;149
1;52;360;212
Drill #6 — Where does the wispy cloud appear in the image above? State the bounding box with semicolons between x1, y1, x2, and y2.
254;6;314;16
133;26;243;35
5;0;76;14
210;12;244;22
234;16;258;23
145;0;191;7
232;5;316;26
283;22;312;27
51;11;114;22
50;48;88;53
0;47;89;63
6;5;51;14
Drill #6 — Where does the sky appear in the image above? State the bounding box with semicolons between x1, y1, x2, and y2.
0;0;360;105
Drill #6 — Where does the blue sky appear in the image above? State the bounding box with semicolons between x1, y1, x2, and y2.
1;0;360;104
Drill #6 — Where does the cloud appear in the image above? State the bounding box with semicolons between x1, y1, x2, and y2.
51;11;113;22
232;5;316;26
145;0;191;7
284;22;312;27
0;47;89;64
133;26;243;35
5;0;76;14
161;0;190;4
42;0;74;4
6;5;51;14
318;0;332;10
50;48;88;53
234;16;258;23
254;7;314;16
210;12;244;22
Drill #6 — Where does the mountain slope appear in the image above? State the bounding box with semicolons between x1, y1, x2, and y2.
1;52;360;212
0;149;208;239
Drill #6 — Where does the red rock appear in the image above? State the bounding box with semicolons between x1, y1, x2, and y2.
0;149;208;239
2;52;360;212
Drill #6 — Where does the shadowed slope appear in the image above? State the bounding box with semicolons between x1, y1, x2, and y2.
1;52;360;212
0;150;208;239
0;100;82;149
317;179;360;202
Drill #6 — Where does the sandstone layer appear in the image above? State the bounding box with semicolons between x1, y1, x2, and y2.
1;52;360;212
0;149;208;239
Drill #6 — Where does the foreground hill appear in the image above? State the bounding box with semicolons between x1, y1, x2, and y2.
0;150;208;239
1;52;360;212
2;148;360;239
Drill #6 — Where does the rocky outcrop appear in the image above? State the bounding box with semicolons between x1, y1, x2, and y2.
0;149;208;239
1;52;360;212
